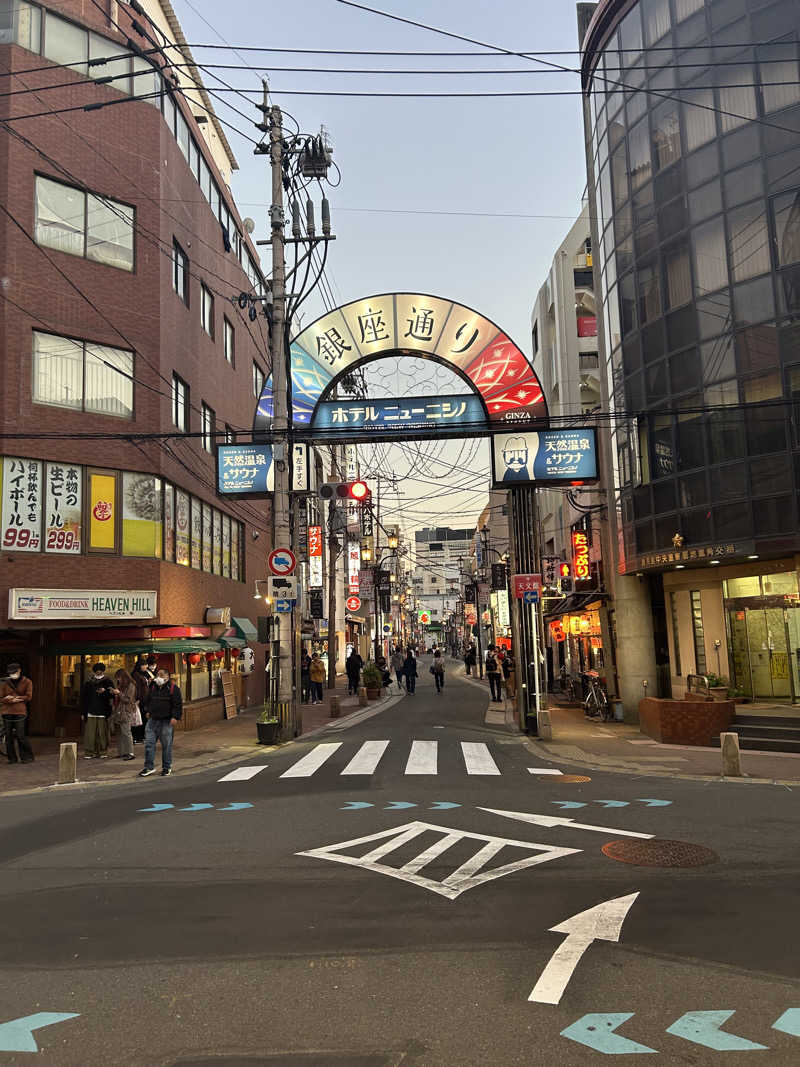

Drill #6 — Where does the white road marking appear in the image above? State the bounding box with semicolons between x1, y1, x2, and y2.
280;742;342;778
479;807;654;840
529;893;640;1004
297;821;581;900
527;768;564;776
405;740;438;775
627;739;658;745
461;742;501;775
341;740;390;775
217;765;269;782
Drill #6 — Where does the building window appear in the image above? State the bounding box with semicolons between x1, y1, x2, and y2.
224;423;236;444
223;316;234;364
35;176;134;271
1;0;41;52
171;373;188;432
670;591;682;677
172;240;188;304
690;590;707;675
253;361;265;398
32;331;133;418
201;402;215;452
532;321;539;354
579;352;599;369
200;283;214;337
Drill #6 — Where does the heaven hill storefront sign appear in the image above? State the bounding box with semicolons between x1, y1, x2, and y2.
9;589;158;620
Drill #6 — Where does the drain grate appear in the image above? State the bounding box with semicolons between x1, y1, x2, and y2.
556;774;592;783
602;838;719;868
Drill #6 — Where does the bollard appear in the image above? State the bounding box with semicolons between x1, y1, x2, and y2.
537;709;553;741
58;742;78;785
358;686;368;707
330;695;341;719
720;731;743;777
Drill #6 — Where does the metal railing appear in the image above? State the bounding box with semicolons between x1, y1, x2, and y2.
686;674;710;697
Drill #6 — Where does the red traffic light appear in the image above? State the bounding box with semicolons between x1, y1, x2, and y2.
350;480;369;501
559;562;571;578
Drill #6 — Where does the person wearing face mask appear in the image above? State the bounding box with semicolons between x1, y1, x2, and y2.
81;663;115;759
1;662;34;764
139;667;182;777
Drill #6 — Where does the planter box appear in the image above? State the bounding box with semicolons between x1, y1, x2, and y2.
256;720;280;745
366;687;380;700
709;687;730;702
638;696;734;746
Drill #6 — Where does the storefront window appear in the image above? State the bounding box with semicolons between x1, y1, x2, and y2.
188;657;211;700
725;576;761;598
58;655;83;708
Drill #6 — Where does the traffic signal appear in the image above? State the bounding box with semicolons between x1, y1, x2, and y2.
559;561;573;593
318;480;370;501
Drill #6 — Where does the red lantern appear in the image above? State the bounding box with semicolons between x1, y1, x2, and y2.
230;648;240;658
187;652;202;666
205;651;216;663
215;650;225;661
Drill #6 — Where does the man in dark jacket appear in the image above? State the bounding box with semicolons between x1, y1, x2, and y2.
139;668;182;777
345;649;364;696
81;663;115;758
1;662;34;764
130;656;151;744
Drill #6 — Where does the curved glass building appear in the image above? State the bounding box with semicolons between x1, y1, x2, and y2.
581;0;800;702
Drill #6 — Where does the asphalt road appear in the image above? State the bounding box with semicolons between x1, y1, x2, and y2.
1;659;799;1065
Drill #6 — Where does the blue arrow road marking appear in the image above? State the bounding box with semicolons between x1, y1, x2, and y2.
138;803;174;812
596;801;629;808
0;1013;80;1053
341;802;374;810
218;802;254;811
561;1014;657;1054
179;803;215;812
385;801;416;809
429;802;461;809
666;1010;768;1051
773;1009;800;1036
552;801;586;810
637;799;672;806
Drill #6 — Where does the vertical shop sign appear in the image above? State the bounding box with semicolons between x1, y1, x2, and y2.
191;497;201;569
175;489;190;566
345;443;359;480
122;473;162;558
163;484;175;562
202;502;212;572
45;461;81;554
297;498;308;554
572;530;590;581
308;524;323;588
1;457;42;551
212;509;222;574
89;470;116;551
348;541;360;595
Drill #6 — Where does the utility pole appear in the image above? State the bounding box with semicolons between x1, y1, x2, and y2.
326;442;340;689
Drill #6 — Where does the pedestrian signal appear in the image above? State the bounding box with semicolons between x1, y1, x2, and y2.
559;562;571;578
319;481;371;501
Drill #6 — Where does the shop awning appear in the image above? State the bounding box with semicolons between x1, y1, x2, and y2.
232;616;258;642
219;632;245;649
542;593;606;619
47;638;222;656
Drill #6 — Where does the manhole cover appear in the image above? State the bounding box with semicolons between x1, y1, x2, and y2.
602;838;718;867
557;774;592;783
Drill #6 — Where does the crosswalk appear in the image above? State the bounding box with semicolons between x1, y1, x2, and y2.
217;739;508;782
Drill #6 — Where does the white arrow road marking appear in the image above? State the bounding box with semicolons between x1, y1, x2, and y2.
529;893;640;1004
280;742;342;778
527;768;564;776
217;765;268;782
461;742;501;775
405;740;438;775
478;807;655;839
341;740;390;775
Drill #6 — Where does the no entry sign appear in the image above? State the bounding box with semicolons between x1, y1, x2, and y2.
346;595;361;612
268;548;296;575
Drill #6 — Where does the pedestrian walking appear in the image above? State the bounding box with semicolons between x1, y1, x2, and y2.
139;668;182;777
502;649;517;700
300;650;311;704
81;663;115;758
464;642;477;676
131;656;152;744
485;646;503;702
345;649;364;696
390;648;405;690
431;649;445;694
111;668;138;761
1;662;34;764
309;652;326;704
403;649;418;694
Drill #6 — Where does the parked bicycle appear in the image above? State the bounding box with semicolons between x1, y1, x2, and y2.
583;670;612;721
560;667;579;703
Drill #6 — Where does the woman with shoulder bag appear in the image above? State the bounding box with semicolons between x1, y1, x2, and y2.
111;668;139;761
431;649;445;694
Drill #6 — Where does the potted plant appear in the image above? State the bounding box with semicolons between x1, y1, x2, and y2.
256;707;280;744
362;662;382;700
705;673;730;701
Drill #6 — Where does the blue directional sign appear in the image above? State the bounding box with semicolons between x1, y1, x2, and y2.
523;589;539;605
217;443;274;495
275;598;292;613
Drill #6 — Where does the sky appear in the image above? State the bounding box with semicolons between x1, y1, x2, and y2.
175;0;591;535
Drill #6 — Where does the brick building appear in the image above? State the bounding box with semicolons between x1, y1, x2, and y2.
0;0;272;733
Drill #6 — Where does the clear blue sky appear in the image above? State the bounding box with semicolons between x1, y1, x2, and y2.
177;0;591;530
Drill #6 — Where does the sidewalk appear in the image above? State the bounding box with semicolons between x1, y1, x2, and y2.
528;700;800;784
1;673;400;796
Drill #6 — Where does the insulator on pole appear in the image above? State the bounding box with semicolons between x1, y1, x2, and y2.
306;198;316;237
291;200;301;238
321;197;331;236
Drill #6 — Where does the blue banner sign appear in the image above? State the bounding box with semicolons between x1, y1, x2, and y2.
217;444;273;494
311;393;487;434
491;428;598;486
